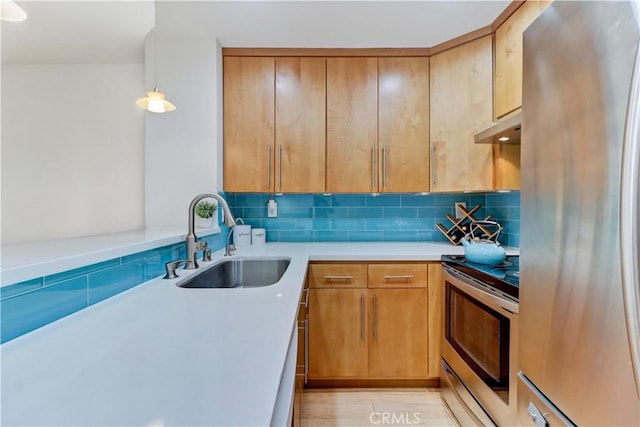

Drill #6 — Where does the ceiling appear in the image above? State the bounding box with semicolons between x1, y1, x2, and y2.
1;1;510;65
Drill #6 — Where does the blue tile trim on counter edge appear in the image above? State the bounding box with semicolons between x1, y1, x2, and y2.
0;230;231;344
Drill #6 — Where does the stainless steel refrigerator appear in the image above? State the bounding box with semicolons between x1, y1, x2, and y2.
519;1;640;426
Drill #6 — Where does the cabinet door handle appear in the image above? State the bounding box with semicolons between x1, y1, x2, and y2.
382;145;388;188
266;144;272;189
384;275;415;280
360;292;365;341
431;145;437;187
371;145;377;190
278;144;282;190
300;288;309;309
304;315;309;383
323;275;354;280
373;292;377;339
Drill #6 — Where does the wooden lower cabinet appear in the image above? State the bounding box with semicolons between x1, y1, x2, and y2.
307;262;439;381
308;288;368;378
368;289;428;378
427;263;442;378
292;286;308;427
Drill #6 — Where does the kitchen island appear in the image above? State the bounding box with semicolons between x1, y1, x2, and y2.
1;242;516;426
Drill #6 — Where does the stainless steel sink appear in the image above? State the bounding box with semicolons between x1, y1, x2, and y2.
177;257;291;288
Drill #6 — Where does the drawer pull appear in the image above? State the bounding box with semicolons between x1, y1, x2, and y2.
384;275;415;280
323;275;354;280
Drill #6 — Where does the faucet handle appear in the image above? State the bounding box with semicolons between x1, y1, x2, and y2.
163;259;189;279
202;248;212;262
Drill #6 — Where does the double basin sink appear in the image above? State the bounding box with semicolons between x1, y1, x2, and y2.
177;257;291;289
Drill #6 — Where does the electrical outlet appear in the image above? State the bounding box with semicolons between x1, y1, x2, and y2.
455;202;467;219
267;199;278;218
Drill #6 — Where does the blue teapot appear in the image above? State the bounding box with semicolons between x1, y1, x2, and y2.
460;221;507;265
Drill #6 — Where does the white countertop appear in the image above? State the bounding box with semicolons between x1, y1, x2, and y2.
0;242;515;427
0;227;221;286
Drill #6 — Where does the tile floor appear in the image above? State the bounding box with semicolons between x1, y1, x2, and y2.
301;388;453;427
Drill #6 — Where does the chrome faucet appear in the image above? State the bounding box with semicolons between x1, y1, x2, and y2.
185;193;237;269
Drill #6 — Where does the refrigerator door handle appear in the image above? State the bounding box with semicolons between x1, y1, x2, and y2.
620;40;640;399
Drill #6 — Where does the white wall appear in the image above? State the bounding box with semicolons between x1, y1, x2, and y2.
144;33;222;230
1;64;145;245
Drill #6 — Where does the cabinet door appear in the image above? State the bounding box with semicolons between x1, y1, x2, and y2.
308;289;368;378
275;57;326;193
427;263;442;378
326;58;378;193
430;36;494;192
368;289;429;378
223;57;275;192
379;57;430;192
493;144;521;190
494;0;543;119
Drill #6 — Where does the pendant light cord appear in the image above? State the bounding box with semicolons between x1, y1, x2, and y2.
153;0;158;91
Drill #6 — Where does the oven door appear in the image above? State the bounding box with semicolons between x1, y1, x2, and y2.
441;265;519;427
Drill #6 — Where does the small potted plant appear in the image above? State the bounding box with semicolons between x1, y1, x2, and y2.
195;200;218;228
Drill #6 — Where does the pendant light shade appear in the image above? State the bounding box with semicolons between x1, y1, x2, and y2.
136;88;176;113
1;0;27;22
137;1;175;113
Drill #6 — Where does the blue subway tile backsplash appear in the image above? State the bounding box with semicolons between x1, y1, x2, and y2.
228;192;520;245
484;192;521;247
1;222;231;343
0;277;44;300
43;258;121;287
1;191;520;344
1;276;88;343
87;260;146;305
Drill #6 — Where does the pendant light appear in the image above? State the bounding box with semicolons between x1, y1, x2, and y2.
0;0;27;22
136;0;175;113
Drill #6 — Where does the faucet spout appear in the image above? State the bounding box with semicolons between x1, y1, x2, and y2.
185;193;237;269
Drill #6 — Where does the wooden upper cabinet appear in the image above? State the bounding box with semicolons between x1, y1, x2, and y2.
494;0;546;119
494;144;521;191
430;36;494;193
275;57;327;193
223;57;275;192
326;58;378;193
378;58;430;193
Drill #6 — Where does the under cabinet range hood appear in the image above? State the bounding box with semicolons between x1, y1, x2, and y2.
474;110;521;144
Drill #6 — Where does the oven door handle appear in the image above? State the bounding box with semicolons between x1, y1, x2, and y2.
443;265;519;315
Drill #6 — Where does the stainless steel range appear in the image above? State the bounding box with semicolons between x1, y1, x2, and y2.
440;255;519;426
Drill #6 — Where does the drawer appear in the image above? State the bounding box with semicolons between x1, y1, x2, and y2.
307;263;367;288
368;263;428;288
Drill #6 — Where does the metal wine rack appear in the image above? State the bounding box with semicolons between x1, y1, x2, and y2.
436;204;497;245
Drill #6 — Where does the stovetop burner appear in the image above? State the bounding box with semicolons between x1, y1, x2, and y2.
441;254;520;300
